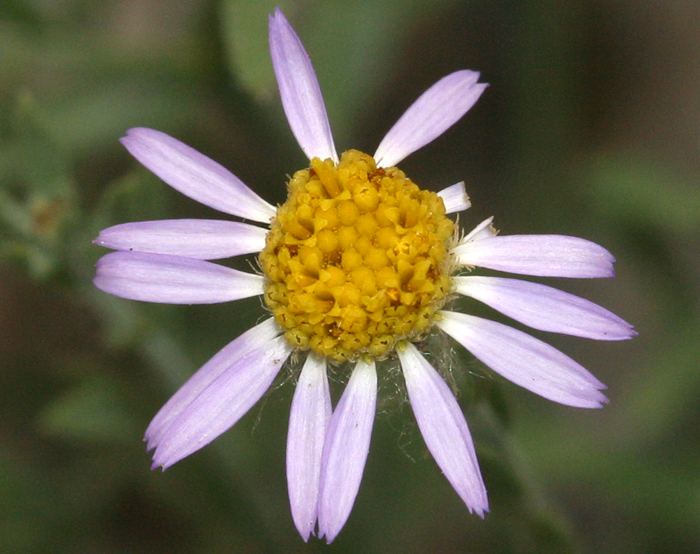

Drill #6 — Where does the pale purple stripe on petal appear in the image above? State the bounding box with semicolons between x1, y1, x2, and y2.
95;219;268;260
453;234;616;278
145;318;282;450
438;182;471;214
94;251;264;304
452;276;636;340
151;334;294;469
269;9;338;164
121;128;276;223
287;353;331;542
397;343;488;516
317;359;377;543
374;71;487;168
438;311;609;408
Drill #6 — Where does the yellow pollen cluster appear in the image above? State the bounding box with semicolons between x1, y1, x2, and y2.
260;150;454;362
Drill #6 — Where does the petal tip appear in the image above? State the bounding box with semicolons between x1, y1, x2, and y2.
575;389;609;409
121;126;156;144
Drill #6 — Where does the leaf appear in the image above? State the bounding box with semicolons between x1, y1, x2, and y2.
589;153;700;233
38;375;140;443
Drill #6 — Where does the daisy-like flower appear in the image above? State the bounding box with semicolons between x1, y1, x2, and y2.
94;8;634;544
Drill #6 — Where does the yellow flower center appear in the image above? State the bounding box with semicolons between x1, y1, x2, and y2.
259;150;454;362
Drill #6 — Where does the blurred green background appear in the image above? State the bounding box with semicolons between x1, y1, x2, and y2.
1;0;698;552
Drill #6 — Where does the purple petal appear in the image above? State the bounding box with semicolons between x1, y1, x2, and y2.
453;234;616;278
269;9;338;163
95;219;268;260
121;128;276;223
463;217;497;242
94;251;264;304
317;359;377;543
438;311;609;408
452;276;636;341
145;318;281;449
151;334;294;469
287;353;331;542
397;343;488;516
373;71;487;168
438;182;471;214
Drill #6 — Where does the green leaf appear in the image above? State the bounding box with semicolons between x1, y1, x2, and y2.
0;92;78;277
38;375;140;443
589;153;700;233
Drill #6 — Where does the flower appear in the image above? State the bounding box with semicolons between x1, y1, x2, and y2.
93;8;635;544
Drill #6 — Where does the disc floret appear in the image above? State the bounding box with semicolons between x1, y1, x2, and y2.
260;150;454;362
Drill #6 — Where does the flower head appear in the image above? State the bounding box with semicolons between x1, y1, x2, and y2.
94;8;634;543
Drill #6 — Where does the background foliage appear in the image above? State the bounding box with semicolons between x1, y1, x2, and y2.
1;0;699;552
